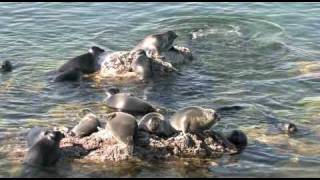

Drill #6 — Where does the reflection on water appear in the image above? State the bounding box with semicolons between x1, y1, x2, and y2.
0;2;320;178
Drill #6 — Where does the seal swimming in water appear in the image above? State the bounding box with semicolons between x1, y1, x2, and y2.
104;87;158;115
1;60;12;73
132;31;178;59
103;112;138;154
138;112;176;137
226;130;248;152
25;127;65;167
58;46;105;74
71;109;101;138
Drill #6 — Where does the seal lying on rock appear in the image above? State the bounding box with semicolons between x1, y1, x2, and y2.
169;106;220;146
25;127;65;167
104;87;158;115
132;31;178;59
71;109;101;138
169;106;220;134
138;112;176;137
102;112;138;155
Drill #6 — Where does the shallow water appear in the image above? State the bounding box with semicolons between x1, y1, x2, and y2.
0;2;320;178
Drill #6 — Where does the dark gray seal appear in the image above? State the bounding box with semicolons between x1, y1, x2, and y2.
1;60;12;73
226;130;248;152
71;109;100;138
58;46;105;74
104;87;158;115
25;127;65;167
138;112;176;137
132;31;178;59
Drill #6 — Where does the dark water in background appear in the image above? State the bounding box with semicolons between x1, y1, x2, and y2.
0;2;320;177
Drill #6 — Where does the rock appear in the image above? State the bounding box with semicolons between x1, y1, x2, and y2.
58;129;243;163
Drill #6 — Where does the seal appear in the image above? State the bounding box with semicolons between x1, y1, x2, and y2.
27;127;44;148
138;112;176;137
169;106;220;134
169;106;220;146
24;127;65;167
58;46;105;74
1;60;12;73
71;109;101;138
103;112;138;154
132;31;178;59
53;68;82;82
275;122;298;135
226;130;248;152
130;49;153;79
104;87;158;115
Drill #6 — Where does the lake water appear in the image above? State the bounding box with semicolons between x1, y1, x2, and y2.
0;2;320;178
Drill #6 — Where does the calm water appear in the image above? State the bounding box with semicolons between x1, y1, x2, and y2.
0;2;320;178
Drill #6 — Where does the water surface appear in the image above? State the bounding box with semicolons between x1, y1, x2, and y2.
0;2;320;178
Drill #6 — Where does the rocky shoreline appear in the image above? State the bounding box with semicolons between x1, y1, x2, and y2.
59;129;245;163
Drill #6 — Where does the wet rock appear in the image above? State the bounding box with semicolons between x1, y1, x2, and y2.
59;129;243;163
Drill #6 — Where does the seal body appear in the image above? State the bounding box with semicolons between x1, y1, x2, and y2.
131;50;153;79
71;112;100;138
133;31;178;59
103;112;138;146
25;128;65;167
226;130;248;152
1;60;12;72
58;46;105;74
138;112;176;137
54;68;82;82
169;106;220;134
105;89;156;115
27;127;45;148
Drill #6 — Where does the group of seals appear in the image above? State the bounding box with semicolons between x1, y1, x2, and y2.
138;106;222;146
52;30;188;82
